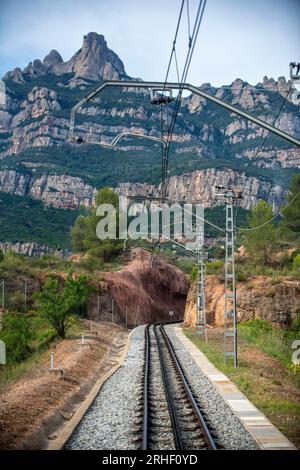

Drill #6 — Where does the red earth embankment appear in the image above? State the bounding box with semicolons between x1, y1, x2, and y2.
98;249;189;325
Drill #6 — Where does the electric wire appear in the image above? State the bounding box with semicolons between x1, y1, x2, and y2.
234;84;293;228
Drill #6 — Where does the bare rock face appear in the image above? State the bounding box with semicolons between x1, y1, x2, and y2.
53;32;126;82
0;169;97;209
184;276;300;328
11;87;61;129
42;50;63;70
119;168;286;210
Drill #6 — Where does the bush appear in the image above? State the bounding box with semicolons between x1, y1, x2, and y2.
239;318;273;337
0;249;4;263
0;312;32;363
293;254;300;270
235;265;250;282
190;265;198;282
206;260;224;275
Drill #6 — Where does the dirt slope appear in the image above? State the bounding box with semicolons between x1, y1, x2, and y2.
89;249;189;325
0;321;128;450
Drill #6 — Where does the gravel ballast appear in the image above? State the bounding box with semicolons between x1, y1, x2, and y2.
67;326;145;450
67;323;259;450
164;324;259;450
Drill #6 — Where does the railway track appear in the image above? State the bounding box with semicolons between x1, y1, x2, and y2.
142;323;217;450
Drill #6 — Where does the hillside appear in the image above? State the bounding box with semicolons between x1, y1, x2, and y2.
0;32;300;246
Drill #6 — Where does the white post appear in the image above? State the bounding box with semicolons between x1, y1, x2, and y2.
50;352;54;370
81;333;85;344
90;322;93;332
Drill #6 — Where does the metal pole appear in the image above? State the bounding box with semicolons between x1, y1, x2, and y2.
215;189;238;367
97;295;100;320
196;248;207;342
50;352;54;370
125;306;128;329
112;298;114;323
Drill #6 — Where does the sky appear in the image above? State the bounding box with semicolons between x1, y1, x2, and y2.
0;0;299;87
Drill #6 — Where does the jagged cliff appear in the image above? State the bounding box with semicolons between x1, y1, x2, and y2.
0;167;285;210
184;275;300;328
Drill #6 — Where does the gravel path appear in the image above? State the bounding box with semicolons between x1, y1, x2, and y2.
164;324;259;450
67;326;145;450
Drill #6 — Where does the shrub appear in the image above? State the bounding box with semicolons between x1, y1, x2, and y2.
239;318;273;337
190;265;198;282
293;254;300;270
34;273;90;338
206;260;224;275
0;312;32;363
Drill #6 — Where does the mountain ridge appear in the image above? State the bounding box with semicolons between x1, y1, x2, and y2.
0;32;299;247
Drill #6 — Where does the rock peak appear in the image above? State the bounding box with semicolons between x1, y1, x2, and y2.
42;50;63;68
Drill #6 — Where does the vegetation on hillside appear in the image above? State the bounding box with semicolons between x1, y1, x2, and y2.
0;191;81;248
71;187;123;261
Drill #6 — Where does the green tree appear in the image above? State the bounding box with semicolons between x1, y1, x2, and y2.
282;173;300;239
71;187;123;261
34;273;89;338
242;200;276;268
0;313;32;363
71;215;87;252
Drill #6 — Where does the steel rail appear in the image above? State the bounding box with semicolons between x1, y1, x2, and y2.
160;324;217;450
142;325;150;450
69;80;300;148
153;324;183;450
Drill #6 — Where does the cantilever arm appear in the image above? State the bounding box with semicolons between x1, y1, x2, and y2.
103;132;167;149
69;79;300;148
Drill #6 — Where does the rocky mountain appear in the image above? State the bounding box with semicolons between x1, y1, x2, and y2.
0;32;299;246
3;33;127;86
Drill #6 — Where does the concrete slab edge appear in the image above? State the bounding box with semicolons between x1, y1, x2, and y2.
48;328;135;450
175;325;297;451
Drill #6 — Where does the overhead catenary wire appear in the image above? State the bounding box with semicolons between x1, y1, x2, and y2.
161;0;207;197
235;189;300;232
234;84;293;227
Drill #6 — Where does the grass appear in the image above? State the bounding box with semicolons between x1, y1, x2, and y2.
184;322;300;447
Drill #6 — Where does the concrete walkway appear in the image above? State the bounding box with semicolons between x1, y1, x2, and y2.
175;325;296;450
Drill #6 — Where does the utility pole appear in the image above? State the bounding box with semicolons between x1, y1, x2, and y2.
215;187;242;368
196;246;207;342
